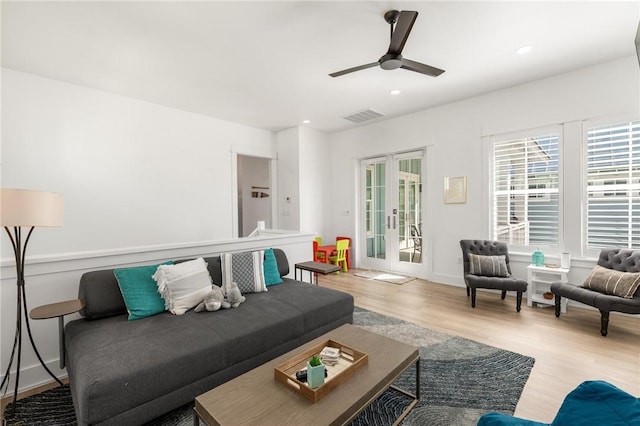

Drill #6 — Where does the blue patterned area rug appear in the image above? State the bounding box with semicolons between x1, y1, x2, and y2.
3;307;534;426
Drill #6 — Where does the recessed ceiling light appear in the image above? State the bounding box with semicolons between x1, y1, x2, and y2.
302;120;310;124
390;89;401;95
516;45;533;55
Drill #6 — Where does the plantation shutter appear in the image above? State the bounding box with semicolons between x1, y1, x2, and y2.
586;121;640;249
492;134;560;247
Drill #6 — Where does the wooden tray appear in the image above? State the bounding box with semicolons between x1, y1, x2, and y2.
274;339;368;403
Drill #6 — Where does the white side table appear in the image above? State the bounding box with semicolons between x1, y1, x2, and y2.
527;265;569;313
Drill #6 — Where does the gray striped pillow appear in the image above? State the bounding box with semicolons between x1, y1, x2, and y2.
221;251;267;295
468;253;509;277
583;265;640;298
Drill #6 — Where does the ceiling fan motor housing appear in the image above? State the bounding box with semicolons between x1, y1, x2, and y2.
379;53;403;70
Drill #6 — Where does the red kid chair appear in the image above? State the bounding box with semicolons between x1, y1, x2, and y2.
312;238;326;262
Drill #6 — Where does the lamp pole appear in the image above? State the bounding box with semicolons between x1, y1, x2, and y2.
1;226;64;412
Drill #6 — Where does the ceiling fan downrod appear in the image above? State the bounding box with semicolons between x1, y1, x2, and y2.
384;9;400;41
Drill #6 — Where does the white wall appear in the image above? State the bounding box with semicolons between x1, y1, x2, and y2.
275;127;300;230
328;56;640;286
2;69;274;255
298;126;330;237
274;126;330;239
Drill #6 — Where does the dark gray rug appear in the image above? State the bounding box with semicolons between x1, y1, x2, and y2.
3;307;534;426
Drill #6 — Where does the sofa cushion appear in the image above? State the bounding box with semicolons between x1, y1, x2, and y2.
550;282;640;314
153;258;213;315
78;249;287;321
79;269;127;320
465;274;527;292
264;279;356;332
65;312;228;424
583;265;640;298
114;261;172;320
221;251;267;294
468;253;509;277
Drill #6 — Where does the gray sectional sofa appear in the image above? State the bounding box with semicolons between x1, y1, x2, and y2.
64;249;354;425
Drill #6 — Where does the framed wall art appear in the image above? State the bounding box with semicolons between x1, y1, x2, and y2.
444;176;467;204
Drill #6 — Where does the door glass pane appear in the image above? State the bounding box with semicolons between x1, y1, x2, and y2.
366;162;386;260
398;158;422;263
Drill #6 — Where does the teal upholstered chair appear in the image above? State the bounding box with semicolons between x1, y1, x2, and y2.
477;381;640;426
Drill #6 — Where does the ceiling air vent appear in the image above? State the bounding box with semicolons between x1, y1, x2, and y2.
341;108;384;123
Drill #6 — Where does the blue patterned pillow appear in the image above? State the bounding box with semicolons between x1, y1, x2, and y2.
221;251;268;294
263;248;283;286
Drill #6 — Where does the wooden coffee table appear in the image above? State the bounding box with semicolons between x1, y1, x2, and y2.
194;324;420;426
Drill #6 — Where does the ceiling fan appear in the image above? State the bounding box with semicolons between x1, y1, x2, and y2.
329;10;445;78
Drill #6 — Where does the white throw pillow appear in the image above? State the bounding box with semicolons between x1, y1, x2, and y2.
221;250;267;295
152;257;212;315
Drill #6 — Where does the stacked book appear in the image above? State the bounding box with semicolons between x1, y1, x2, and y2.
320;346;340;366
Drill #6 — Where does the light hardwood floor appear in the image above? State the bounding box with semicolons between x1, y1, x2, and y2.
320;269;640;423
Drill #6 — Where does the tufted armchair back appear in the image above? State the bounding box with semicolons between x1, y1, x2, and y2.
460;240;512;277
598;249;640;273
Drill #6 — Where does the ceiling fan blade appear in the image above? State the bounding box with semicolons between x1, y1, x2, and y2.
387;10;418;55
400;58;445;77
329;62;379;78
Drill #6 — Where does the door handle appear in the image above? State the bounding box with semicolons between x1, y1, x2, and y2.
387;216;390;229
393;216;396;230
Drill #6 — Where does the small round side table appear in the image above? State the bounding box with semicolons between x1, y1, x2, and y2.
30;299;84;369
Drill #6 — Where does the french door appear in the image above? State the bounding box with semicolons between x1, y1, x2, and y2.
360;151;424;273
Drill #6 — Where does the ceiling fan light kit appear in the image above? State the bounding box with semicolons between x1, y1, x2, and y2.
330;10;445;78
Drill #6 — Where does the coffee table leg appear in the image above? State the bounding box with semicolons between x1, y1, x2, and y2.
388;357;420;425
193;407;211;426
415;358;420;400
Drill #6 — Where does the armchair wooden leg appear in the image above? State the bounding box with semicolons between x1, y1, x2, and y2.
599;310;609;337
466;286;470;297
516;292;522;312
500;290;507;300
554;295;562;318
471;288;476;308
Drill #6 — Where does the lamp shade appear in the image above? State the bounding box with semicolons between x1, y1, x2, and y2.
0;189;63;227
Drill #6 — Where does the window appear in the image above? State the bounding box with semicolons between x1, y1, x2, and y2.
492;133;560;247
586;121;640;249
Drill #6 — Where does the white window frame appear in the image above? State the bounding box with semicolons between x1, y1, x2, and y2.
488;125;564;252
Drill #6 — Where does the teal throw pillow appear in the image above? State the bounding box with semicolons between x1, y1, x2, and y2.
115;261;173;320
263;248;283;286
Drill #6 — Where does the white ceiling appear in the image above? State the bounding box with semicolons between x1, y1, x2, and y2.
2;1;638;133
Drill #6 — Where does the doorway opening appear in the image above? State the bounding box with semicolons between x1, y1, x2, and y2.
237;155;272;237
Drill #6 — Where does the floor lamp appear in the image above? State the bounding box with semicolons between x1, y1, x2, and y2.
0;189;64;411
